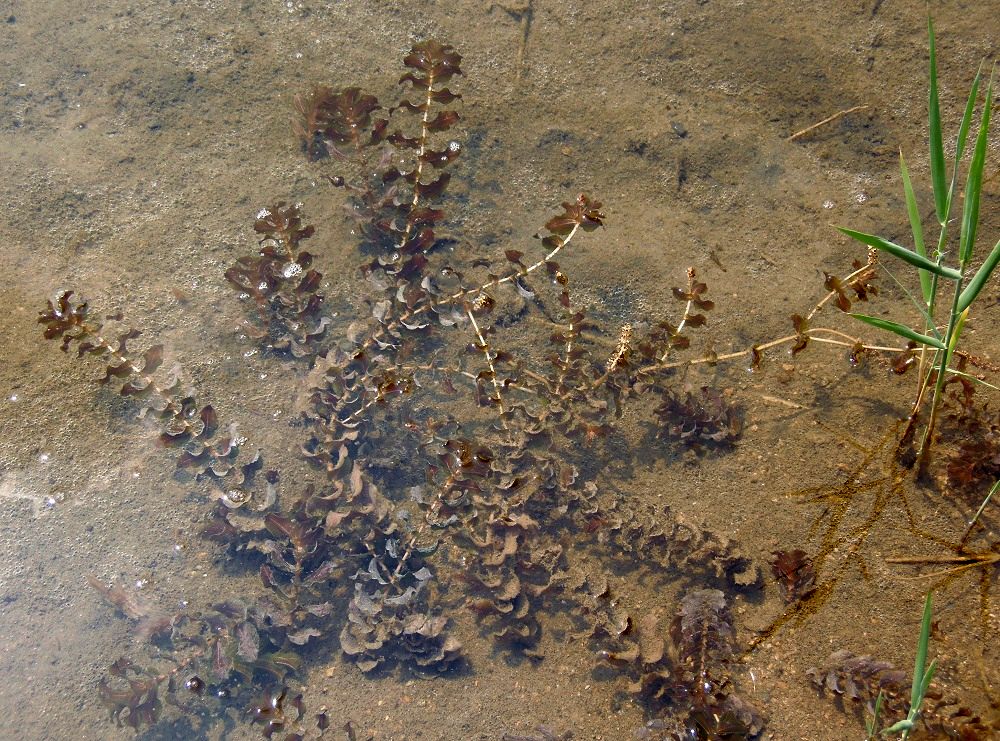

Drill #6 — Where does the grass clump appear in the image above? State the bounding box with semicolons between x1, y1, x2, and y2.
837;18;998;478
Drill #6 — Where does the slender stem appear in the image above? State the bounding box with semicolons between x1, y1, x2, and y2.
398;67;437;255
632;329;907;378
912;225;950;412
555;282;575;396
959;478;1000;547
356;221;581;356
466;305;507;419
660;296;695;363
916;273;965;475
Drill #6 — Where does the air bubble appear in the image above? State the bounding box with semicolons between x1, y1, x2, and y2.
222;489;250;508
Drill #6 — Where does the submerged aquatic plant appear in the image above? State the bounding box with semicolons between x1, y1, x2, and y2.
42;40;763;736
36;25;1000;740
809;592;992;739
769;548;816;604
600;589;763;739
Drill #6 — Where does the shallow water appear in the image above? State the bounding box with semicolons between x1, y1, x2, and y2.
2;1;998;739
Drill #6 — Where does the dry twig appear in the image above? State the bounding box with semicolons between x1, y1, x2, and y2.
787;105;869;141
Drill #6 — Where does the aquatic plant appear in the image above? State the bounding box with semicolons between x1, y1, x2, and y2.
36;27;1000;739
42;40;765;735
886;592;938;740
769;548;816;604
808;592;991;739
600;589;764;739
746;28;1000;714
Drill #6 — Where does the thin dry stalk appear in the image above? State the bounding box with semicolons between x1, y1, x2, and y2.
787;105;869;141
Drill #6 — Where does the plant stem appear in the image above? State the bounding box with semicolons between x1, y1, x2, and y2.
915;273;964;476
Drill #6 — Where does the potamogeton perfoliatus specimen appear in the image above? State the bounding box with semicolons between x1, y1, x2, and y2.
599;589;764;739
653;385;743;452
294;40;463;278
769;548;816;604
807;649;994;738
88;577;304;733
42;36;761;738
595;503;761;589
225;202;328;359
38;291;262;506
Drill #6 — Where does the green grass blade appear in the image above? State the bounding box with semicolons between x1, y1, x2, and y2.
911;592;934;716
949;64;983;195
958;236;1000;312
919;659;939;707
883;719;914;734
966;479;999;537
867;691;884;738
959;73;993;267
928;17;948;223
850;313;947;349
836;227;961;280
945;368;999;392
948;308;968;353
878;259;936;331
899;151;932;305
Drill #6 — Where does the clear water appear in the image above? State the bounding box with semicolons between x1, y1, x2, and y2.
2;2;998;739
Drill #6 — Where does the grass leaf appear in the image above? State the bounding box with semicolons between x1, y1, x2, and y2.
928;17;947;224
959;72;994;267
958;236;1000;312
947;308;968;353
835;227;960;280
899;151;932;305
965;479;999;539
883;719;915;734
875;258;936;330
910;592;934;719
949;63;983;199
867;690;884;738
850;313;946;349
945;368;999;392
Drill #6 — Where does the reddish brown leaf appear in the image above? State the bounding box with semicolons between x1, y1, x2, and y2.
420;145;461;168
426;110;460;132
402;40;463;82
414;173;451;199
